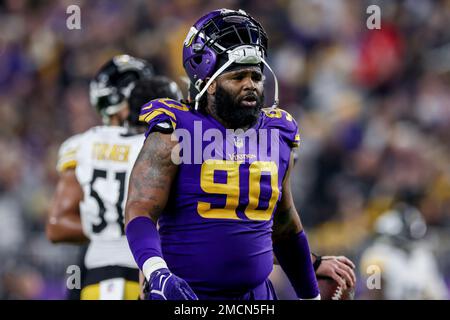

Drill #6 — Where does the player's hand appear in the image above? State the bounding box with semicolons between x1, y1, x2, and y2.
316;256;356;290
144;268;198;300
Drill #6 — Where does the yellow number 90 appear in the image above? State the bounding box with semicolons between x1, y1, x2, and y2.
197;160;279;221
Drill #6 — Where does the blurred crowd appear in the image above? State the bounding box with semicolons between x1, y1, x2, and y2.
0;0;449;299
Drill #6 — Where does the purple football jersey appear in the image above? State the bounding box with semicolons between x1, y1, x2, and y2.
139;98;300;296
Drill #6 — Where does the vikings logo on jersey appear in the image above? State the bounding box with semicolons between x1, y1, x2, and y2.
139;98;300;295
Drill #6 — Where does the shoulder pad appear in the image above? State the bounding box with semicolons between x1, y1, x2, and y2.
56;133;83;172
262;107;300;148
139;98;190;136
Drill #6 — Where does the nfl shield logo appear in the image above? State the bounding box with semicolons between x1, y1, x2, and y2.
234;136;244;148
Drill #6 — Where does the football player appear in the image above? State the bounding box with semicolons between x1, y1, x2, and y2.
360;202;448;300
185;80;357;298
125;9;355;300
46;54;182;300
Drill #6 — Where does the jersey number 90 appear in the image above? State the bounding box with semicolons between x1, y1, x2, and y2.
198;160;279;221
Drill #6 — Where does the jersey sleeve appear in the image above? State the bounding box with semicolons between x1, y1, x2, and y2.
138;98;190;137
56;134;83;173
263;108;300;148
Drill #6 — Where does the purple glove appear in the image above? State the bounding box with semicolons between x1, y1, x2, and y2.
144;268;198;300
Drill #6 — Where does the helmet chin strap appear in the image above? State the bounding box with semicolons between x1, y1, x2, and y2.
260;57;279;108
194;45;279;110
194;58;235;110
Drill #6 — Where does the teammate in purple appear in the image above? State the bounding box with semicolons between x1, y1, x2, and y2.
125;9;355;300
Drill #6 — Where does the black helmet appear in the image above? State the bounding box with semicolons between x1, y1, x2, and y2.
89;55;154;122
375;203;427;241
128;76;183;126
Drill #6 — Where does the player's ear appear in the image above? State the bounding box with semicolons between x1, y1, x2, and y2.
206;78;216;95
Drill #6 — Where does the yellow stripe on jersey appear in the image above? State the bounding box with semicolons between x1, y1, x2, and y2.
80;280;140;300
291;134;300;147
262;108;282;118
57;160;77;172
139;99;188;131
158;99;189;111
139;108;177;125
140;110;164;123
263;108;295;122
57;148;78;171
285;111;293;121
141;103;153;111
291;134;300;148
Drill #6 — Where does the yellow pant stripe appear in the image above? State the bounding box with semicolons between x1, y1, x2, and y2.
80;280;140;300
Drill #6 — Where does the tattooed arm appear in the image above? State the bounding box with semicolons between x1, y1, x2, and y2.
125;132;178;224
125;132;198;300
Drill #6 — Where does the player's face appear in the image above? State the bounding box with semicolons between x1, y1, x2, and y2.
108;102;130;126
213;66;265;129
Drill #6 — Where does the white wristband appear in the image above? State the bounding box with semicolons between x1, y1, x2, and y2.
142;257;168;281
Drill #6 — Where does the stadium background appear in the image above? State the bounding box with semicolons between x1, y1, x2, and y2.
0;0;449;299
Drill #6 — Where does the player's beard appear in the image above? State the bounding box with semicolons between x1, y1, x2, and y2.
213;85;264;130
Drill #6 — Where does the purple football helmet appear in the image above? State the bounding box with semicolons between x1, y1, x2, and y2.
182;9;279;109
